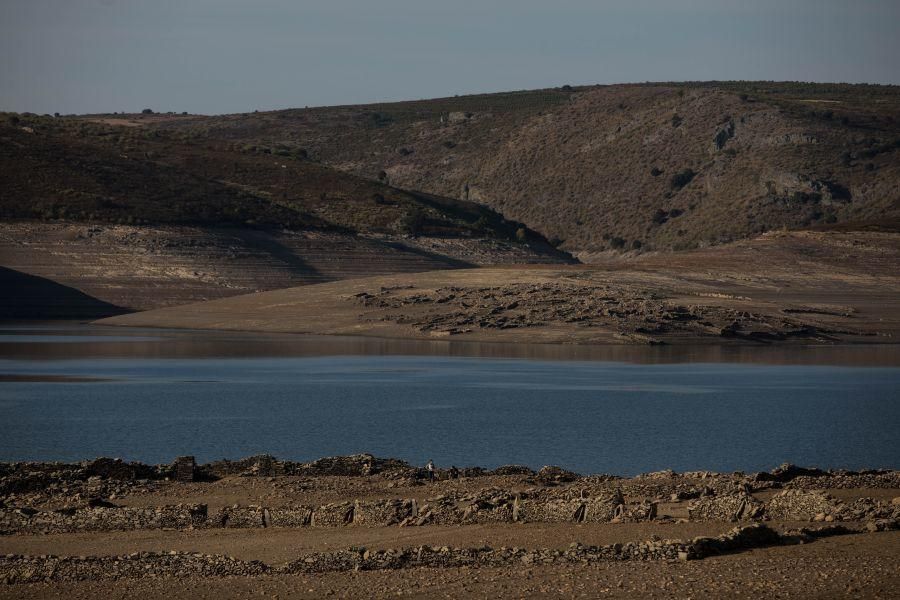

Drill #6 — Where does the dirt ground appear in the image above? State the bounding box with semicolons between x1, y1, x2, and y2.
100;230;900;346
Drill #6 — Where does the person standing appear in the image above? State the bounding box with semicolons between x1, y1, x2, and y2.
425;459;435;483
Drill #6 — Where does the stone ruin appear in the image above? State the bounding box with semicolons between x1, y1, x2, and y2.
688;492;764;522
764;490;843;521
199;453;410;479
2;524;843;584
172;456;196;482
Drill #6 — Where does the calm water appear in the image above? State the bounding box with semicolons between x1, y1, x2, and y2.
1;325;899;475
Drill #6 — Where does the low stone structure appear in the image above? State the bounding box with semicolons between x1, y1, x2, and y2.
0;504;207;534
354;499;415;526
0;524;837;584
172;456;196;482
688;492;764;522
764;490;843;521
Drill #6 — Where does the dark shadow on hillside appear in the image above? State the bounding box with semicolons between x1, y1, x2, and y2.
378;240;475;269
0;267;128;320
231;229;324;278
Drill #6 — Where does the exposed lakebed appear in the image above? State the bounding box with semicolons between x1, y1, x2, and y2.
1;325;898;474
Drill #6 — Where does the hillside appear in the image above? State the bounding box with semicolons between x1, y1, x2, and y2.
148;82;900;257
100;230;900;346
0;116;552;242
0;115;571;314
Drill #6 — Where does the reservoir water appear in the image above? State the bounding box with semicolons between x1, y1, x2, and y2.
1;325;898;475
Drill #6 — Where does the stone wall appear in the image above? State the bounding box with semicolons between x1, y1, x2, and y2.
0;504;206;534
1;524;842;584
688;492;764;522
3;490;897;535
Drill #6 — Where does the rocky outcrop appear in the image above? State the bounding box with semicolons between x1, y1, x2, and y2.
712;118;736;151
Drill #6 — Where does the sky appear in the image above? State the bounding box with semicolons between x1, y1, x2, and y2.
1;0;898;115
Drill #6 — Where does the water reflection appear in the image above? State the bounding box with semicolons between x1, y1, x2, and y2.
1;323;899;366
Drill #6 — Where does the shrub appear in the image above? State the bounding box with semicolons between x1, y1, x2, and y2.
631;240;642;250
141;108;153;114
670;169;696;190
671;114;683;128
650;167;663;177
610;236;626;249
652;209;669;225
840;151;853;166
515;227;527;243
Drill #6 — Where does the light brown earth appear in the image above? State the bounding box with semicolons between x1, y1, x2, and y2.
100;230;900;346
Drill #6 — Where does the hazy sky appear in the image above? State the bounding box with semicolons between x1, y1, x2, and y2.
1;0;898;115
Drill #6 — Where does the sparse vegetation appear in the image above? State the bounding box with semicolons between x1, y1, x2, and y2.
5;81;896;255
515;227;527;243
609;236;626;249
